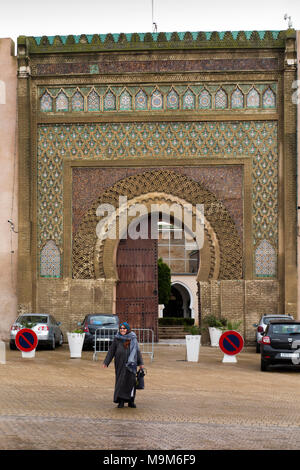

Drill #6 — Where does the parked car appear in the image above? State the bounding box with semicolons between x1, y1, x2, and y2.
260;320;300;371
10;313;64;350
79;314;119;351
253;314;294;352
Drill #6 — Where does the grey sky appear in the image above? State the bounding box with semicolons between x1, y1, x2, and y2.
1;0;299;45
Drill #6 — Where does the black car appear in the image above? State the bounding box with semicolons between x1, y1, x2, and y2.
260;320;300;371
79;314;119;351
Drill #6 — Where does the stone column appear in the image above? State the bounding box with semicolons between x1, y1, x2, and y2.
17;37;33;314
282;30;297;316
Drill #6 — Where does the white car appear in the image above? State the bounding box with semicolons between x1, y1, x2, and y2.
253;314;294;353
10;313;64;350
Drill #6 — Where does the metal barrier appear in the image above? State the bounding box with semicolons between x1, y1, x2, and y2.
93;327;118;361
133;328;154;362
92;328;154;362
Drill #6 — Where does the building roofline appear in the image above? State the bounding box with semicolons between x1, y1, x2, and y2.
17;29;295;55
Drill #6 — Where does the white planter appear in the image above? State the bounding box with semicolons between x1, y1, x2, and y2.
158;304;165;318
185;335;201;362
209;327;223;347
67;332;85;358
0;341;6;364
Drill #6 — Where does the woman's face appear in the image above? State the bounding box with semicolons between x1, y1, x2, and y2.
119;326;127;336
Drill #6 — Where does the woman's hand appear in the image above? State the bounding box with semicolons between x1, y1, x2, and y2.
103;364;108;368
139;365;144;369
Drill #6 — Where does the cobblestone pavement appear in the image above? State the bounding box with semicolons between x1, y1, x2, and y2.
1;343;300;450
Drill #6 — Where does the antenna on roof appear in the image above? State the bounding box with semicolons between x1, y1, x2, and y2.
284;13;293;29
152;0;158;33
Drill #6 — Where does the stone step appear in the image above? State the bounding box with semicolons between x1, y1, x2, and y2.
158;326;189;339
159;335;187;339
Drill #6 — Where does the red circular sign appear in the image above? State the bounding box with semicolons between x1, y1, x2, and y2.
219;330;244;356
15;328;38;352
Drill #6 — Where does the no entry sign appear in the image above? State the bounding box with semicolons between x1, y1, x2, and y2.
15;328;38;353
219;330;244;356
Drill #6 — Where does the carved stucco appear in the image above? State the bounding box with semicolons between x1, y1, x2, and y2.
72;169;242;281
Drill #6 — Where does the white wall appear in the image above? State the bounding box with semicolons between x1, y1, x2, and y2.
0;38;17;340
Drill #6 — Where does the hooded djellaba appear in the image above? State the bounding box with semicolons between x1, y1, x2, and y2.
103;322;144;408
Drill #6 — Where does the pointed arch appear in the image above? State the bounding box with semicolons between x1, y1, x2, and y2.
262;87;276;109
40;90;53;112
215;88;228;109
87;88;100;112
135;89;148;110
246;87;260;108
134;89;147;110
151;88;163;110
119;89;132;111
231;87;244;109
166;88;179;110
182;88;195;110
71;89;84;112
55;90;68;112
103;88;116;111
199;88;212;109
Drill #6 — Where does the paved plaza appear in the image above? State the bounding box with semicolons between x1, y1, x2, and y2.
0;342;300;450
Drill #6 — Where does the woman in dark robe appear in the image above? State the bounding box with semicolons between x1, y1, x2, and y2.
103;322;144;408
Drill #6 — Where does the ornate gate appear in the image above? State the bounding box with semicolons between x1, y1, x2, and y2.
116;225;158;341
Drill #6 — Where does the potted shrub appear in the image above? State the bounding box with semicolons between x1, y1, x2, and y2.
158;258;171;306
184;324;201;362
221;320;242;333
202;315;227;347
67;324;85;358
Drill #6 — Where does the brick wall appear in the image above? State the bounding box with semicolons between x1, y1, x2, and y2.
200;280;280;344
37;279;115;337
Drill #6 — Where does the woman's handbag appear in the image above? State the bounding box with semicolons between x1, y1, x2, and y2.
136;368;146;390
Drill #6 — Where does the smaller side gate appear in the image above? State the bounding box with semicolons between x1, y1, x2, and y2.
93;328;154;362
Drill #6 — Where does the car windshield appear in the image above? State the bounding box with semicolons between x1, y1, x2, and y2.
17;315;48;325
271;324;300;334
264;317;292;325
88;316;118;326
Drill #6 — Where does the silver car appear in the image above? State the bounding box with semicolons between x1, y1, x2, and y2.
10;313;64;350
253;314;294;352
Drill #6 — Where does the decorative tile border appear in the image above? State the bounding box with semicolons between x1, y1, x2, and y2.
34;58;280;76
39;83;277;113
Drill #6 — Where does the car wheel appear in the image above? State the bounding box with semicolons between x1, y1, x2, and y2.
50;336;56;350
58;333;63;346
261;358;269;372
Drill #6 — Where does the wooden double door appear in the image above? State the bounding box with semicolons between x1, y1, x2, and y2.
116;224;159;341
